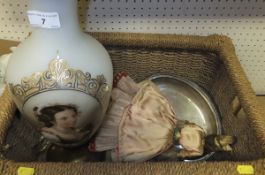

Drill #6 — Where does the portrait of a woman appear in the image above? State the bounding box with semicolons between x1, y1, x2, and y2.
33;105;89;143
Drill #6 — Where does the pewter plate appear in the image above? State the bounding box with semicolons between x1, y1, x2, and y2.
150;75;222;161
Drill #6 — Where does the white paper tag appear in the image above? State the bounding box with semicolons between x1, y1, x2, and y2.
27;10;61;29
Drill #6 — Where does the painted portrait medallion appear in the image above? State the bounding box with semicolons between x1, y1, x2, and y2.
8;55;111;146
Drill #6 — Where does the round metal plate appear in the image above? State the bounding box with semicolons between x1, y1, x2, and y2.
149;75;221;161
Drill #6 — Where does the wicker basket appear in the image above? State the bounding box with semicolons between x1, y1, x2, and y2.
0;32;265;175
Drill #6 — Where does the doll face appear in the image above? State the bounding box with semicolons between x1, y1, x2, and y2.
54;109;78;129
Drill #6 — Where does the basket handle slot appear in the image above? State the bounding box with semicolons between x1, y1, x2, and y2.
231;96;242;116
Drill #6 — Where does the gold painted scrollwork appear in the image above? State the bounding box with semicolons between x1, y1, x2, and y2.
9;56;110;107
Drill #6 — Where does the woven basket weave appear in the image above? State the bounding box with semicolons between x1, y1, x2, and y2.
0;32;265;175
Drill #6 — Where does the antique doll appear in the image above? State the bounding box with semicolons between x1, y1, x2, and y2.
89;72;236;162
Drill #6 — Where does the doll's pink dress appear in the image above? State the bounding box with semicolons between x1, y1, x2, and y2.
90;74;203;162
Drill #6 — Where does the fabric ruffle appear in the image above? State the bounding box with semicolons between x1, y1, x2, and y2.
91;75;140;151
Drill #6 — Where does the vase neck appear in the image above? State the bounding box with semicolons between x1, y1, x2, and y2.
29;0;82;38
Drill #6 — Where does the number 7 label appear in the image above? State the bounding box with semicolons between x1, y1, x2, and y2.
27;10;61;29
